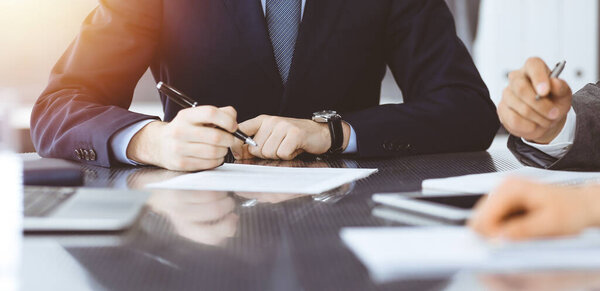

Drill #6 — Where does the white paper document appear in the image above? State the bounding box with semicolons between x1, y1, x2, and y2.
147;163;378;194
422;167;600;194
340;227;600;283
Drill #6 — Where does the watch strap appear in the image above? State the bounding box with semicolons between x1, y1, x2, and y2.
327;115;344;155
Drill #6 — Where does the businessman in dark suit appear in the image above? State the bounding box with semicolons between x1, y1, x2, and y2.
31;0;499;171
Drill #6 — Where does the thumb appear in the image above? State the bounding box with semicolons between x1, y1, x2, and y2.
219;106;238;120
231;144;255;160
239;115;267;136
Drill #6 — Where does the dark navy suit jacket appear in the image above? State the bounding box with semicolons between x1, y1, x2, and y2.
31;0;500;167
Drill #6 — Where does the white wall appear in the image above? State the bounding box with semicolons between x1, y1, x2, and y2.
474;0;599;104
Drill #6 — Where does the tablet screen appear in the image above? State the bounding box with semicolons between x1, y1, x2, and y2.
412;195;485;210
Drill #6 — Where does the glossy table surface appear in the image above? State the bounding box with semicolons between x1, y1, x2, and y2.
20;137;600;291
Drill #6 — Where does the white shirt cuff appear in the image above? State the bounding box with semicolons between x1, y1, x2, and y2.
343;124;358;154
110;119;155;165
522;107;576;159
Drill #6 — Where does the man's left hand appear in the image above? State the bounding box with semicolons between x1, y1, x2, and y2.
230;115;349;160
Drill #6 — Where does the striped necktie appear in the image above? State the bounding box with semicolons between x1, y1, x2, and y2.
266;0;301;85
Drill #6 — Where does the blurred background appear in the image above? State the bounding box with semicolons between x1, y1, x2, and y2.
1;0;598;152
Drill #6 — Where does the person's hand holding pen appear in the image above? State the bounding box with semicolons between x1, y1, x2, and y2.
498;58;572;144
127;105;238;171
126;82;258;171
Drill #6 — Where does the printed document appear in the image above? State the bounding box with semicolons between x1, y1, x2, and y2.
147;163;377;194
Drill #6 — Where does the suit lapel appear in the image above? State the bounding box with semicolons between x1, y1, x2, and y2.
221;0;283;88
288;0;348;86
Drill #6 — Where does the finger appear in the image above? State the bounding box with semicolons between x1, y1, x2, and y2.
496;99;510;126
167;157;225;172
176;126;235;147
499;211;557;240
509;74;556;119
248;118;277;158
239;144;255;160
230;138;244;160
502;107;538;138
548;78;573;118
277;133;303;160
176;143;229;159
504;88;553;129
261;125;287;160
523;57;551;96
239;115;268;137
178;106;238;133
470;179;532;237
219;106;238;121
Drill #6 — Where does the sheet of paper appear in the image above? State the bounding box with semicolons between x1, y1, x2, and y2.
147;163;378;194
422;167;600;194
340;227;600;283
0;153;22;291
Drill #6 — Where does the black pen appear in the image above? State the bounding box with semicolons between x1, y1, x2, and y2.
535;60;566;101
156;82;258;147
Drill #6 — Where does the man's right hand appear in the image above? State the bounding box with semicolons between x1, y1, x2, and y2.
499;57;573;144
127;106;238;171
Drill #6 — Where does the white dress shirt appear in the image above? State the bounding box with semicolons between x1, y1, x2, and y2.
111;0;358;165
522;107;576;159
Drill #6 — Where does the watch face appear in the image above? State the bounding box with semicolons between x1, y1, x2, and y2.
312;110;338;122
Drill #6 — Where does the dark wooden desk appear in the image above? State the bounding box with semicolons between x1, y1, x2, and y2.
20;137;600;291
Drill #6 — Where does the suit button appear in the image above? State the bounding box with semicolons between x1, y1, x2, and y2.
383;142;394;151
83;150;90;161
89;149;97;161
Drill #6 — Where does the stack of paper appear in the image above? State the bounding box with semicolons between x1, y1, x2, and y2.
147;163;378;194
340;227;600;283
422;167;600;194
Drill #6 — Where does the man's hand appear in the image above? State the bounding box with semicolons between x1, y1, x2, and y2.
127;106;238;171
231;115;350;160
499;57;573;144
468;178;600;241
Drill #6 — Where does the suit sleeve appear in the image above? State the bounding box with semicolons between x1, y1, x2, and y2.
508;82;600;170
343;0;499;157
30;0;162;167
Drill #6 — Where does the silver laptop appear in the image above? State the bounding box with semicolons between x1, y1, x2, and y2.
24;186;149;232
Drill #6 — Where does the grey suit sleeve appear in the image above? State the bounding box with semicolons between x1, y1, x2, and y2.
508;82;600;170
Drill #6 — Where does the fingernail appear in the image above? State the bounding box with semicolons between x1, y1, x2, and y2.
548;108;560;119
233;153;240;159
536;83;549;95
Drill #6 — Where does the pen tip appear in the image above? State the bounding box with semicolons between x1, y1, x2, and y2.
247;139;258;147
